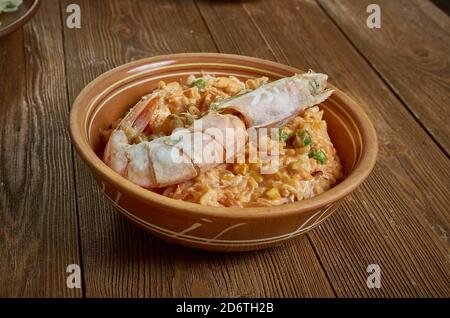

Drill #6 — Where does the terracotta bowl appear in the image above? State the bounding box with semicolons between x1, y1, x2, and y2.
69;53;378;252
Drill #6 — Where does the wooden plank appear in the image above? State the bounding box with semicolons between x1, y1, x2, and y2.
431;0;450;16
0;0;82;297
318;0;450;154
196;0;450;297
61;0;335;297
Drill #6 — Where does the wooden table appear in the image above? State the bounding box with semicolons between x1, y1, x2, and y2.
1;0;449;298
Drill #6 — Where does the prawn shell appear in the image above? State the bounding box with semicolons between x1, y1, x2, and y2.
218;74;333;128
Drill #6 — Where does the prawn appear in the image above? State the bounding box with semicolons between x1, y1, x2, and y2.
103;72;333;188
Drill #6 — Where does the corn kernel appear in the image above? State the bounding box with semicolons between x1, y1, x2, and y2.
250;172;264;183
222;173;235;181
265;188;281;200
289;161;303;172
158;81;166;89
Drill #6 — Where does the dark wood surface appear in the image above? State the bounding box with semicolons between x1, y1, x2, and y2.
0;0;449;297
0;0;81;297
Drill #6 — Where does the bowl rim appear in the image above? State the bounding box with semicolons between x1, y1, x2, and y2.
0;0;41;39
69;52;378;220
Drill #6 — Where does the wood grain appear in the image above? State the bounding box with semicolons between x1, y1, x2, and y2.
318;0;450;154
61;0;335;297
196;0;450;297
431;0;450;16
0;0;81;297
1;0;447;298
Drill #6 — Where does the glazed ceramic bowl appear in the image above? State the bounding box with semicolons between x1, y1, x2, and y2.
69;53;377;252
0;0;40;38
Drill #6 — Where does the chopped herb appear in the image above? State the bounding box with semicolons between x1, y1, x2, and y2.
293;130;312;147
309;149;327;164
279;129;290;142
192;79;206;89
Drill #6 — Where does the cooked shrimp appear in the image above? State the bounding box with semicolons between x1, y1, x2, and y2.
103;73;333;188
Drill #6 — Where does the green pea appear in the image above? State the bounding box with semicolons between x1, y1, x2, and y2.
279;129;290;142
309;149;327;164
293;130;312;147
192;79;206;89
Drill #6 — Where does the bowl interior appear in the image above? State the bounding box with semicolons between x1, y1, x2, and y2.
71;54;376;217
87;67;360;177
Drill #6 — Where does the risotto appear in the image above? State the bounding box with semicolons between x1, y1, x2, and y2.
102;74;343;208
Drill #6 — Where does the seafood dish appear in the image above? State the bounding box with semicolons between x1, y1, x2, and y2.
70;53;378;250
101;73;343;208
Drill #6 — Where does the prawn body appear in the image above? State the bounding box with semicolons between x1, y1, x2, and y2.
103;73;333;188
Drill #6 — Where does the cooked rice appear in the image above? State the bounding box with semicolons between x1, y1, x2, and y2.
104;74;343;207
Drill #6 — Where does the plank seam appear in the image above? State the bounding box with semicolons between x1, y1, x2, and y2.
58;0;87;298
241;2;280;61
306;234;338;297
193;0;220;52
